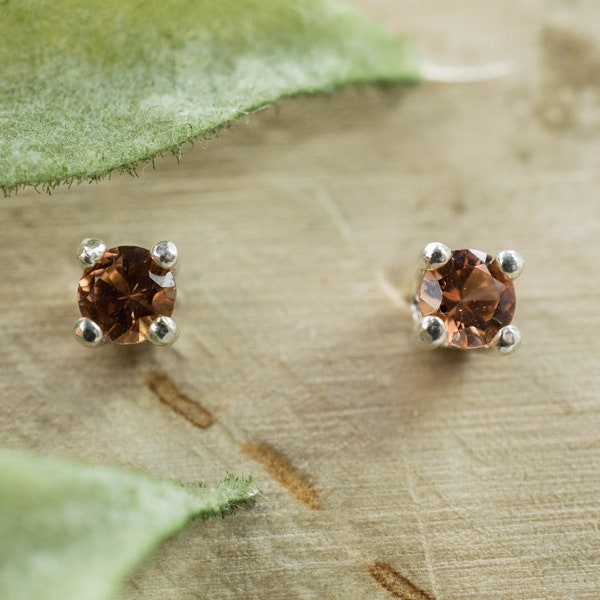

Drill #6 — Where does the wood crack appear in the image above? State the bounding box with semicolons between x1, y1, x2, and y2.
146;373;213;429
242;441;320;509
368;561;434;600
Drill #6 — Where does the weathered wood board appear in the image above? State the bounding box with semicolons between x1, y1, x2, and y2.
1;1;599;598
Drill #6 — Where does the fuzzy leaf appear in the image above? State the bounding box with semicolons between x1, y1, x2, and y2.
0;0;419;194
0;449;257;600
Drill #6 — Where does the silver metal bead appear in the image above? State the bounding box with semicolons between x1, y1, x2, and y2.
147;316;179;346
414;315;448;349
73;317;105;348
422;242;451;270
496;250;524;279
76;238;107;269
491;325;521;355
150;241;178;270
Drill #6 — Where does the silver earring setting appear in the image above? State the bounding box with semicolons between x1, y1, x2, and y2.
74;239;179;348
412;243;523;355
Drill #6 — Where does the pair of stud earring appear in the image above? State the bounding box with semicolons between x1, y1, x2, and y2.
73;239;524;355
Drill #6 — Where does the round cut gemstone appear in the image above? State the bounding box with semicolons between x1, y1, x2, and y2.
77;245;176;345
417;249;516;349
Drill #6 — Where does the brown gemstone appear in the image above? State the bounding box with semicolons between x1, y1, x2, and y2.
77;245;176;345
417;249;516;349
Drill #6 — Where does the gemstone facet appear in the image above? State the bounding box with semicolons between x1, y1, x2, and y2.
77;245;176;345
417;248;516;349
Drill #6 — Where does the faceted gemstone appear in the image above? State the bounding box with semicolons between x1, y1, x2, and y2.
77;246;176;345
417;248;516;349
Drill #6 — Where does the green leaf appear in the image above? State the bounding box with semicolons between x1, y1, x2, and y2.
0;0;419;194
0;449;257;600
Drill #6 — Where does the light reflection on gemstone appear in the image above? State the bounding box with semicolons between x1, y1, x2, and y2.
149;271;175;288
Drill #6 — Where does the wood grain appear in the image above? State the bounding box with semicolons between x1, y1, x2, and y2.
1;1;600;598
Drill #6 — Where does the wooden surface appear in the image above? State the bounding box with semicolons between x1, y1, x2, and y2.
1;1;600;598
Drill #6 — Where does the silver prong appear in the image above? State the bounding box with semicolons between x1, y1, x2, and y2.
496;250;524;279
422;242;451;270
77;238;106;269
414;315;447;349
491;325;521;355
150;241;178;270
147;316;179;346
73;317;105;348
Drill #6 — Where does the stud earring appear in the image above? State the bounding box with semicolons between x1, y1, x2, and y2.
412;243;523;354
73;239;179;348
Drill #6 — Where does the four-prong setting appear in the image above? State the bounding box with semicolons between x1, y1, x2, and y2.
491;325;522;355
496;250;524;280
76;238;107;269
413;244;523;354
151;241;178;270
414;315;448;349
73;317;105;348
422;242;451;271
148;316;179;346
74;240;178;348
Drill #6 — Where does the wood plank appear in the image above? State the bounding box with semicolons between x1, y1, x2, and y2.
1;1;599;598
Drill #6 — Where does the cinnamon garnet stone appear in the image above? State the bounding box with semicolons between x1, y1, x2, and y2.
77;246;176;345
418;249;516;349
